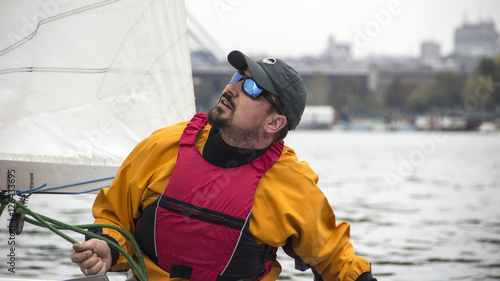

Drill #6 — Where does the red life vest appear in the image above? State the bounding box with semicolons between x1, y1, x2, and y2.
147;113;283;281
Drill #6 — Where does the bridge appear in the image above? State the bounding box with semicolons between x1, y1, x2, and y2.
187;13;369;114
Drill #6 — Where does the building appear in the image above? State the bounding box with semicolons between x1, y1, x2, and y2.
455;20;500;58
420;40;442;68
452;20;500;73
324;36;352;64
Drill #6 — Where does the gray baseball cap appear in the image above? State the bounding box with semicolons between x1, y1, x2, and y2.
227;50;307;130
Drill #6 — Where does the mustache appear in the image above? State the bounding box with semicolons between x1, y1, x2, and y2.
221;92;236;109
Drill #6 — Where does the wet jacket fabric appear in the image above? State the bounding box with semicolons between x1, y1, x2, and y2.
92;113;374;281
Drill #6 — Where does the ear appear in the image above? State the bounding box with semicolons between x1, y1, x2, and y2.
264;114;287;134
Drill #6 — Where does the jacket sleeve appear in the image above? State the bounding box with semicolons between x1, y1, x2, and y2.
91;122;187;271
250;146;375;281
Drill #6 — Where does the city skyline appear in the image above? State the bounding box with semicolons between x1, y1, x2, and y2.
185;0;500;59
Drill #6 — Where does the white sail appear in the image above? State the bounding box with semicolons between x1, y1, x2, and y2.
0;0;195;193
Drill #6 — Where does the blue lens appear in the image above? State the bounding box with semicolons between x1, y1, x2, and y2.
242;79;263;97
229;71;263;98
230;72;244;84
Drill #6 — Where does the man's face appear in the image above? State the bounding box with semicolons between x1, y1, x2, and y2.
208;69;274;144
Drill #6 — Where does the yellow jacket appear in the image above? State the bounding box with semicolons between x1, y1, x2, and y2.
92;118;372;281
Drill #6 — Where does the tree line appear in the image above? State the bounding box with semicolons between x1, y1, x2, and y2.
384;55;500;115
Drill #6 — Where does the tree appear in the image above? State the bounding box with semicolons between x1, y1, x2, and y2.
427;72;464;108
384;77;418;112
405;84;431;113
462;56;500;111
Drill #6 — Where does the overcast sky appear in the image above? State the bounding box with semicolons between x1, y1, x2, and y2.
185;0;500;59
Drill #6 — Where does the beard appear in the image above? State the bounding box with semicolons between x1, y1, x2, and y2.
207;92;233;129
207;92;261;147
207;104;230;129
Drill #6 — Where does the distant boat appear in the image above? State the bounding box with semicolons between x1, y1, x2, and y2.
415;113;467;131
478;122;498;134
296;105;335;129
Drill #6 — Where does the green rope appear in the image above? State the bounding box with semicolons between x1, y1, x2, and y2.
4;197;148;281
0;196;10;217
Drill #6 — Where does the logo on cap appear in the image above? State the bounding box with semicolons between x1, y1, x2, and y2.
261;57;276;64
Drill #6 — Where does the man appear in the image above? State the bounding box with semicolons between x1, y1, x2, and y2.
71;50;376;281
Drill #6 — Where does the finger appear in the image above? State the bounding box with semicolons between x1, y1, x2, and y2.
81;266;94;276
84;253;104;269
71;249;93;263
81;267;89;276
97;261;107;275
73;242;91;252
87;258;105;276
74;238;103;252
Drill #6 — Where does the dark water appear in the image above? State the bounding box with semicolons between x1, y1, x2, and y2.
1;131;499;280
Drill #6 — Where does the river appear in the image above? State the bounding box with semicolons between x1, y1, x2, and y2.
1;130;500;280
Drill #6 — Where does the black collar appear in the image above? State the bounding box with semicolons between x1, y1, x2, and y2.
202;127;268;168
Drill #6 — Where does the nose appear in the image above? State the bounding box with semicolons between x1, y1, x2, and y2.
226;81;241;98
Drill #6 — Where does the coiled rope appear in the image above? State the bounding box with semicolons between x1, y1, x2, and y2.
0;195;148;281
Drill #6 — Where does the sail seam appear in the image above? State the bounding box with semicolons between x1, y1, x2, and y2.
0;0;120;57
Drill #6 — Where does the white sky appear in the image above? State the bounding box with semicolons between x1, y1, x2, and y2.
185;0;500;59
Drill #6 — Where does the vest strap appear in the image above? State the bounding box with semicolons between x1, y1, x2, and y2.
159;196;245;230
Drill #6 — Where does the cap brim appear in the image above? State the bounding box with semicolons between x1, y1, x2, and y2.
227;50;278;95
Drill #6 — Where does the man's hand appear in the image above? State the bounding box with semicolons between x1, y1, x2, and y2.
71;238;112;276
